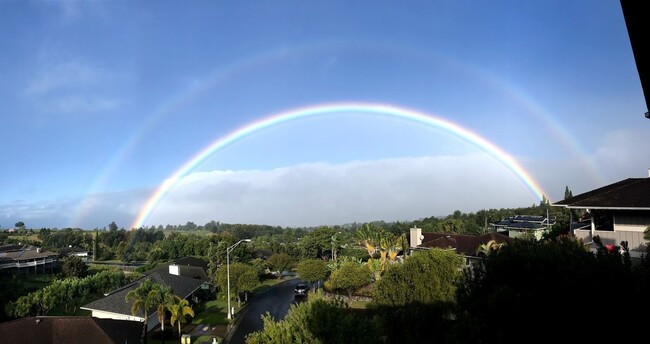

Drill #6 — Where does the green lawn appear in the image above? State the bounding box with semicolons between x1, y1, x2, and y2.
192;299;230;325
253;276;291;293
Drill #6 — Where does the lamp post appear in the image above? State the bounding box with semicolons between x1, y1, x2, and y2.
227;239;251;320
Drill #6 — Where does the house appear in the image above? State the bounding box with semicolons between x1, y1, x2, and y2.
553;173;650;257
0;316;143;344
57;246;91;261
0;244;58;273
81;262;208;331
490;215;555;240
409;226;512;268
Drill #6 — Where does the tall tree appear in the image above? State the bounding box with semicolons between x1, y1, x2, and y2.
125;279;157;344
148;284;174;343
267;253;293;279
167;296;194;340
60;255;88;278
215;263;259;307
326;261;372;301
296;259;329;291
564;185;573;200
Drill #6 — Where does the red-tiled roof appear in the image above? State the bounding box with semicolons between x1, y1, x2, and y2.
420;232;512;257
0;316;143;344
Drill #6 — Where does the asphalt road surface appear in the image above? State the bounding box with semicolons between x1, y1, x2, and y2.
225;278;305;344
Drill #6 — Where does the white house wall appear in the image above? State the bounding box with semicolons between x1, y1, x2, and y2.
88;310;160;331
90;310;143;322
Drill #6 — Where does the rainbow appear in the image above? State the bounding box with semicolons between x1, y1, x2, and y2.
130;102;548;229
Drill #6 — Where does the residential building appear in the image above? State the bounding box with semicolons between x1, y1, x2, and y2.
81;260;209;331
57;246;91;261
409;226;512;268
0;244;58;273
553;173;650;257
0;316;143;344
490;215;555;240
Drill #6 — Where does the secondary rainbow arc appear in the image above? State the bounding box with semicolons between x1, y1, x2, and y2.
131;102;548;229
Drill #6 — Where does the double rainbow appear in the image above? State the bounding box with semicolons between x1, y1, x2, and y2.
130;102;547;229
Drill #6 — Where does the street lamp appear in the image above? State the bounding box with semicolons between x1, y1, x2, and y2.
227;238;251;320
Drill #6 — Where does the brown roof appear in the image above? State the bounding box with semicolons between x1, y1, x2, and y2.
420;232;512;257
0;316;143;344
553;178;650;209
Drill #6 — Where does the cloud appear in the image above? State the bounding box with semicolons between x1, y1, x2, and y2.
592;128;650;180
24;59;123;117
0;155;541;229
26;59;105;95
147;155;537;227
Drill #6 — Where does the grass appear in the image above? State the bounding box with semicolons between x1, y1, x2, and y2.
253;276;292;293
191;299;230;325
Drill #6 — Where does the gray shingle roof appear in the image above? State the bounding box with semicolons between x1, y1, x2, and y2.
81;271;205;317
554;178;650;209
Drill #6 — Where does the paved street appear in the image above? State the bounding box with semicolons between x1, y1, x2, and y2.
225;278;303;344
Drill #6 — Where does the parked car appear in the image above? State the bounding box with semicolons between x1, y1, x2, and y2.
294;283;308;296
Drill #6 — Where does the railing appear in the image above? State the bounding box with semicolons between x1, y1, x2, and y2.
574;229;646;251
0;257;57;270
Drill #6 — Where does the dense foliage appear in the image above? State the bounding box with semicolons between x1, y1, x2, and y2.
6;270;130;317
246;293;379;344
373;248;462;307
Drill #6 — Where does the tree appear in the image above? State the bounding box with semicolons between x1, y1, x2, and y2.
456;236;647;343
61;255;88;278
148;284;174;342
299;226;336;259
246;292;379;344
167;295;194;339
373;248;463;307
326;261;372;301
108;221;119;231
14;221;25;229
296;259;329;291
564;185;573;200
267;253;293;279
215;263;259;307
125;279;157;344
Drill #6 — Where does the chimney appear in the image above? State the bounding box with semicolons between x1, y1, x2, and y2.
410;226;422;248
648;168;650;177
169;264;180;276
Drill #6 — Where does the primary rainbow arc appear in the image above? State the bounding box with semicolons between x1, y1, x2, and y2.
131;102;547;229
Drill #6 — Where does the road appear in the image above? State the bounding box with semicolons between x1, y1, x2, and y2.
225;278;304;344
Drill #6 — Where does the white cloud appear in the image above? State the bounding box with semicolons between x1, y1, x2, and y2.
147;155;538;227
26;59;105;95
592;128;650;180
0;155;540;229
24;59;123;117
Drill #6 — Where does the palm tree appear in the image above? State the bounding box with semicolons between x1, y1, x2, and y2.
168;295;195;340
476;239;503;257
148;284;174;343
125;279;157;344
356;223;382;257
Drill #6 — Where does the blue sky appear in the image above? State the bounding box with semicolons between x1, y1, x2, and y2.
1;0;648;229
